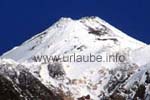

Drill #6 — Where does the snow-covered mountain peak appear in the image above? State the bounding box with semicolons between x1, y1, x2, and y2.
1;17;150;100
1;17;146;62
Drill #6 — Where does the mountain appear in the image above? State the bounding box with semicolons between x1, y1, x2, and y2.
1;17;145;62
0;16;150;100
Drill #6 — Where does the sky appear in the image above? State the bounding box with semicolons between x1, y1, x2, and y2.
0;0;150;55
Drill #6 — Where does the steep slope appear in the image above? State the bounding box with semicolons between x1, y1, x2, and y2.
0;59;63;100
1;17;146;62
0;17;149;100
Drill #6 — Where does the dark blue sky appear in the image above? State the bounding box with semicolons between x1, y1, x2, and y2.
0;0;149;55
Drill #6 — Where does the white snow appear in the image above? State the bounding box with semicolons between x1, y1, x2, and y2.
0;16;149;99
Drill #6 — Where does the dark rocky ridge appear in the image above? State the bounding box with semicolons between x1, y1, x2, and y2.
0;63;63;100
